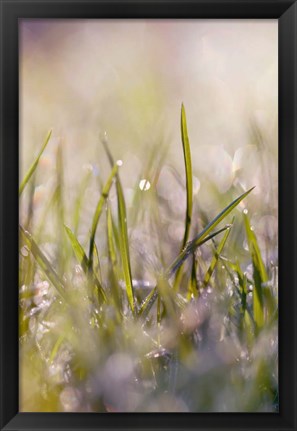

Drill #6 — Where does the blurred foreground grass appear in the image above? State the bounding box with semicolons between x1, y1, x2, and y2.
19;105;278;412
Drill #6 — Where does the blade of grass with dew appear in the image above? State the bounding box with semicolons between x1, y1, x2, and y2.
88;163;118;270
173;104;193;291
168;187;254;277
19;225;67;301
19;129;52;196
243;212;276;330
116;176;135;313
202;217;234;288
101;139;135;313
64;225;106;302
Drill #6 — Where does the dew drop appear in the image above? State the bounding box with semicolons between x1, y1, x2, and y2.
243;208;248;215
116;160;123;167
21;246;29;258
139;179;151;191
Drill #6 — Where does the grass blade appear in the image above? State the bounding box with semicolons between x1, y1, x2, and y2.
19;225;67;300
106;205;122;310
116;178;135;313
168;187;254;277
64;225;89;272
243;212;276;331
244;213;264;330
88;163;118;269
55;142;67;273
107;205;118;268
64;225;106;302
180;103;193;247
173;104;193;290
202;217;234;287
19;129;52;196
101;139;135;313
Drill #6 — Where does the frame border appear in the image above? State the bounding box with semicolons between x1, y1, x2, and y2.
1;1;296;430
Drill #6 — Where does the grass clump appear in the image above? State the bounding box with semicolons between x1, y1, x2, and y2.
19;104;278;412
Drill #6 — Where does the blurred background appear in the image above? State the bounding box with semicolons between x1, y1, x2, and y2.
19;19;278;412
19;19;277;197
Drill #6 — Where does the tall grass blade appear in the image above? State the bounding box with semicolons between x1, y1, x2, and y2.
101;139;135;313
19;129;52;196
88;163;118;270
180;103;193;247
173;104;193;290
116;178;135;313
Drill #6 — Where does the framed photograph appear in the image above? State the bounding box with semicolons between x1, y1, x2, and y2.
1;0;296;430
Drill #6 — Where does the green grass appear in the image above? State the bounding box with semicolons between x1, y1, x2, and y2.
19;129;52;196
19;104;278;413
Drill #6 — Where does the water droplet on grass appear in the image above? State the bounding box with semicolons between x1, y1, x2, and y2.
21;246;30;258
139;179;151;191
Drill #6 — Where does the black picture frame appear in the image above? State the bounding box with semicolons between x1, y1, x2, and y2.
0;1;296;430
